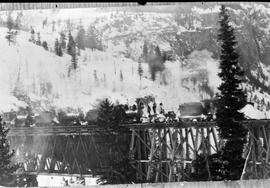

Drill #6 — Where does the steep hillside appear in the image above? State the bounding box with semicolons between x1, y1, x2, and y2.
1;2;270;118
0;27;212;113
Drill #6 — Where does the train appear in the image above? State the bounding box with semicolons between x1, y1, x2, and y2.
1;97;218;127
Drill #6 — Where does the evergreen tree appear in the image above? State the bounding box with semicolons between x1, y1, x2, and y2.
75;26;86;50
155;45;162;58
71;49;77;69
120;70;123;82
42;41;48;51
67;31;75;56
94;70;99;87
6;12;13;31
95;101;136;184
54;38;60;55
58;43;63;57
30;27;35;42
0;117;20;185
190;154;211;181
142;41;148;62
138;59;143;80
52;20;55;32
6;13;14;46
42;17;47;29
85;25;102;50
36;32;41;46
214;5;247;180
14;14;21;30
97;98;114;127
59;31;66;49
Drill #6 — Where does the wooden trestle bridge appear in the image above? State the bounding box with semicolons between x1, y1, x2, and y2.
7;120;270;182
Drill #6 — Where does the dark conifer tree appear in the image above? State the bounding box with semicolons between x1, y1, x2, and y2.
0;117;20;185
6;13;14;45
138;59;143;80
94;70;99;87
155;45;162;58
36;32;41;46
97;98;114;127
67;31;75;56
120;70;123;82
6;13;13;31
142;41;148;62
14;14;21;31
54;38;60;56
52;20;55;32
86;25;102;50
54;38;63;56
58;43;63;57
214;5;248;180
59;32;66;49
42;41;48;51
95;100;136;185
71;49;77;69
75;26;86;50
30;27;35;42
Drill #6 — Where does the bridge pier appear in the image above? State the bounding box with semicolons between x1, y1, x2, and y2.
128;121;270;182
7;120;270;182
129;124;219;182
8;134;101;176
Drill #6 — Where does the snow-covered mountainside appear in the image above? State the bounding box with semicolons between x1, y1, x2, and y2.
0;2;270;118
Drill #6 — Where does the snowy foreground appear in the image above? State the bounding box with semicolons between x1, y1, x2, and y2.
37;174;98;186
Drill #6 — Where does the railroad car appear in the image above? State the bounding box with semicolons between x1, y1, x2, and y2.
178;99;217;122
57;111;84;126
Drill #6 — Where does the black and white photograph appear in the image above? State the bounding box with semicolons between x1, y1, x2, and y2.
0;2;270;187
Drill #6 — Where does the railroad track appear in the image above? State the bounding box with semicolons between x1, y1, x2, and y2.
7;119;270;136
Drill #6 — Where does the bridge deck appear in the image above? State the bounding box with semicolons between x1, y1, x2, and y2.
7;120;270;136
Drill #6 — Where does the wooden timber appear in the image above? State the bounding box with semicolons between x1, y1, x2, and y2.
7;120;270;181
127;120;270;182
6;119;270;136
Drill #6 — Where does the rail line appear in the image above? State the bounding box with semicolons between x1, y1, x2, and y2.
7;119;270;136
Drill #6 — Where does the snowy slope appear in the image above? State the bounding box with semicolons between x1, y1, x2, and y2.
0;27;208;113
1;3;270;119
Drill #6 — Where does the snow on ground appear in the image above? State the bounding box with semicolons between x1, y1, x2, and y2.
192;5;221;14
1;6;270;119
241;104;268;119
0;27;205;113
37;174;98;186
